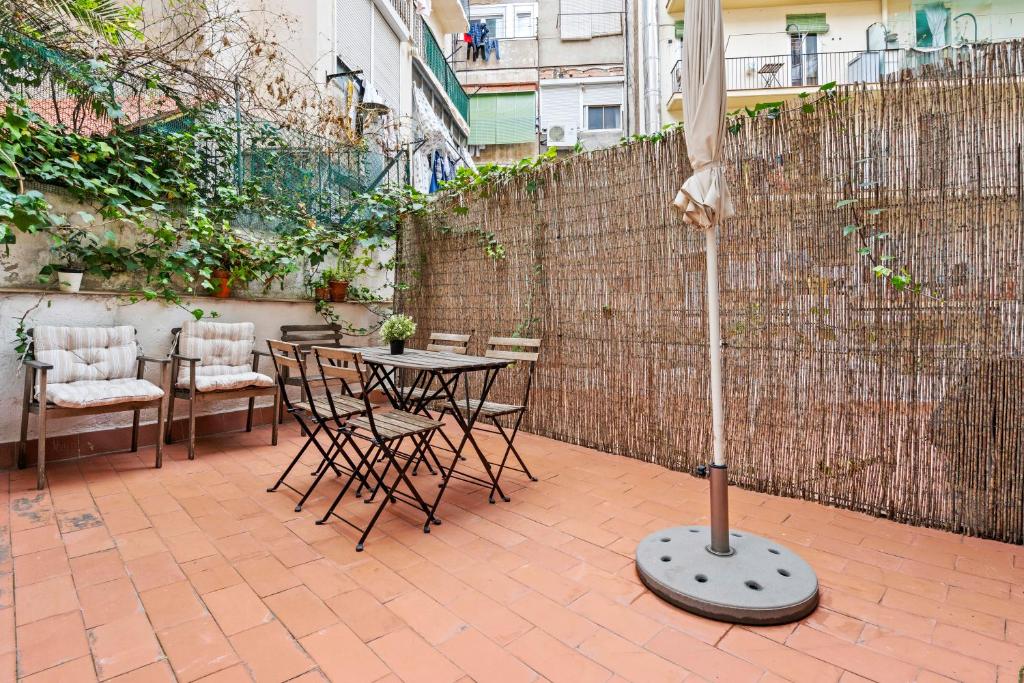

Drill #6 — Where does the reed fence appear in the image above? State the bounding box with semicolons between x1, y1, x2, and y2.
397;41;1024;543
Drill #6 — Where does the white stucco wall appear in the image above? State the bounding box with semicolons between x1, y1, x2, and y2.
0;292;383;444
722;1;881;58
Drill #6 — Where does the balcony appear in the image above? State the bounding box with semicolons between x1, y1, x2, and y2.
667;45;1017;115
725;49;905;93
667;59;683;114
431;0;470;35
414;18;471;124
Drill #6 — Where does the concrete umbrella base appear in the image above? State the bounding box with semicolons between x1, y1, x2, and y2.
635;526;819;625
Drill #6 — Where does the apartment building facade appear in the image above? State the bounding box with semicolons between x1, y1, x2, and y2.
247;0;472;192
456;0;639;163
660;0;1024;122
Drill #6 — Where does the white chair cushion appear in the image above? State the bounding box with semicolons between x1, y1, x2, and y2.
176;320;260;387
45;378;164;409
34;326;137;383
189;372;275;393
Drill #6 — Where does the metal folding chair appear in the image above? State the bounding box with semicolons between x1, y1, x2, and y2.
310;347;444;551
442;336;541;502
264;340;366;512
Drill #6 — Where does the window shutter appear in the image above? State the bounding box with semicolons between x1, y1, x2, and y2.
337;0;372;72
497;92;536;143
540;84;580;146
560;0;592;40
785;13;829;34
469;92;536;145
580;82;623;107
469;95;498;145
372;8;402;114
591;0;622;37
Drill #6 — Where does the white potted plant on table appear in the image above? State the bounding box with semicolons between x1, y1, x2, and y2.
380;314;416;355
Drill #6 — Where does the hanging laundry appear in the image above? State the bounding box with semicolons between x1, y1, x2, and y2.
483;37;500;62
468;20;489;61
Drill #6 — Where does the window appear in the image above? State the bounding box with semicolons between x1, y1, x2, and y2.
586;105;621;130
515;10;534;37
789;33;819;86
470;4;537;39
560;0;622;40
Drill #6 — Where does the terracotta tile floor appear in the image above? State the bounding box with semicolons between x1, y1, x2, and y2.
2;420;1023;682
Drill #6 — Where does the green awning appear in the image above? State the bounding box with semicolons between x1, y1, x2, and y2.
675;20;684;40
468;92;537;146
786;13;829;34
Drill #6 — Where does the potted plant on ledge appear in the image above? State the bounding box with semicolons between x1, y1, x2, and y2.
381;314;416;355
44;228;98;293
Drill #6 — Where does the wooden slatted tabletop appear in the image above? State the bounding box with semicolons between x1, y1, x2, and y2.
354;347;511;373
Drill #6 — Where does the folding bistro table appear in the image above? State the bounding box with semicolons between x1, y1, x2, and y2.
356;347;513;516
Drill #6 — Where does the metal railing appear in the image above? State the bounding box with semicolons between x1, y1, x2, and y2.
724;49;905;91
720;46;1022;92
671;59;683;94
387;0;414;32
417;18;470;122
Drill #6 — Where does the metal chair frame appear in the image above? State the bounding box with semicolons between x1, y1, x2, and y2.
441;336;541;502
264;341;366;511
310;346;443;551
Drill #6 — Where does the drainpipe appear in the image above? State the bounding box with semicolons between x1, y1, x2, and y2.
881;0;889;26
642;0;661;133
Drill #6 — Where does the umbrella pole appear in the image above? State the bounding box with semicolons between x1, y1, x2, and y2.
704;225;732;556
633;219;819;625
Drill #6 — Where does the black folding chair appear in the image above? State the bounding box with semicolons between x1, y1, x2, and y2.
264;340;366;512
310;346;445;551
442;336;541;501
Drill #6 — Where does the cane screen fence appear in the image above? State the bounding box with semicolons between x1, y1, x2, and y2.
397;41;1024;543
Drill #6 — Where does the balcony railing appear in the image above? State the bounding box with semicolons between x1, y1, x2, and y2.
720;46;1016;92
417;18;470;123
724;50;904;91
671;59;683;94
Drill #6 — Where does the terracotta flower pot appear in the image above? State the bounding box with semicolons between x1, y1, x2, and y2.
328;280;349;302
314;286;330;301
212;269;231;298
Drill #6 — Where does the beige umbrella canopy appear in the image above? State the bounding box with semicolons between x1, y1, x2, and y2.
672;0;734;229
635;0;819;625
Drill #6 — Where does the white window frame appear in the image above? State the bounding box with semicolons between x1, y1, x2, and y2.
584;103;622;131
469;3;537;39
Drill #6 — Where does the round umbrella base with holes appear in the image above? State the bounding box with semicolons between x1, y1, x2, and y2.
635;526;819;625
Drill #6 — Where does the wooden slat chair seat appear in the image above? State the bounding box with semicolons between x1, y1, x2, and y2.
348;410;442;441
310;346;443;552
437;336;541;500
397;332;471;404
294;395;365;419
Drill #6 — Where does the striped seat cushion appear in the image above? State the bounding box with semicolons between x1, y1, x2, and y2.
46;378;164;409
33;326;137;383
176;321;271;391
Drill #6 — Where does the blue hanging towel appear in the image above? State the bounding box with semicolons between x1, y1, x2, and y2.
429;150;444;193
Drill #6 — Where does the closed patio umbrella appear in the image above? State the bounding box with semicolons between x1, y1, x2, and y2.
634;0;819;625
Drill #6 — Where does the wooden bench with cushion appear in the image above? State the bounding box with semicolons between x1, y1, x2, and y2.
18;325;169;489
165;320;279;459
